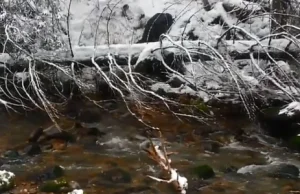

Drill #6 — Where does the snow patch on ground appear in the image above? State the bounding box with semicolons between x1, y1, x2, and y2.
58;0;270;47
0;53;13;65
14;72;29;83
68;189;84;194
0;170;15;187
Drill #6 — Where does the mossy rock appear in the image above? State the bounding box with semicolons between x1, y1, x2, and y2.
288;136;300;151
193;165;215;179
190;99;210;113
0;171;15;192
39;178;69;192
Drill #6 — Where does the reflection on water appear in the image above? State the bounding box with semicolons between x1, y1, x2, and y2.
0;106;299;194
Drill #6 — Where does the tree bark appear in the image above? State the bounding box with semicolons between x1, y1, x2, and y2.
271;0;289;32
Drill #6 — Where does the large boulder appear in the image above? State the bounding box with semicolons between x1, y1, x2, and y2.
237;163;299;179
257;103;300;139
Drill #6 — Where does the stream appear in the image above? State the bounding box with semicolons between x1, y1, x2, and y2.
0;103;299;194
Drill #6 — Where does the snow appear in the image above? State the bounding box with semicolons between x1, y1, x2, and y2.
14;72;29;83
3;0;299;105
279;101;300;117
48;38;299;62
68;189;84;194
170;168;188;194
55;0;271;47
0;170;15;187
0;53;13;65
146;145;188;194
277;61;291;74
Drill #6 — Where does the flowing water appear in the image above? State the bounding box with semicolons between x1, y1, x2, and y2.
0;104;299;194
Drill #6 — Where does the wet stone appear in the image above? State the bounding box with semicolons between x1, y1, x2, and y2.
77;127;106;137
41;125;75;143
35;165;65;182
221;166;238;174
187;179;211;193
237;163;300;179
76;136;98;151
77;107;102;124
209;131;234;145
201;140;222;153
267;164;300;179
20;143;41;156
113;185;159;194
2;150;20;159
88;168;132;188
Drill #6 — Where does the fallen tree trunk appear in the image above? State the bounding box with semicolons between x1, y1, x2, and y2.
1;39;300;118
9;38;300;69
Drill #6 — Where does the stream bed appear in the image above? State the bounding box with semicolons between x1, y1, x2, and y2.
0;104;299;194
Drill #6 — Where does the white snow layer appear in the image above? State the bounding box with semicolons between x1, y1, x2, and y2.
68;189;84;194
58;0;270;46
0;170;15;187
279;101;300;116
0;53;13;65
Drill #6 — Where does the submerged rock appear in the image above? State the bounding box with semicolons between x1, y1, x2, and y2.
221;166;238;174
36;165;65;182
76;107;102;125
114;185;159;194
0;170;15;192
201;140;222;153
88;168;132;188
237;163;299;179
193;165;215;179
41;125;75;142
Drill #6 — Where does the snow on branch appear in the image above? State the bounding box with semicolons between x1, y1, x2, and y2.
31;38;300;63
279;101;300;116
143;132;188;194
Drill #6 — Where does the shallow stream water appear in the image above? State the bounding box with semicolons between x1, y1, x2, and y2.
0;105;299;194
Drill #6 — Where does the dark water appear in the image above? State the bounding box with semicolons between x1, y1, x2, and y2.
0;106;300;194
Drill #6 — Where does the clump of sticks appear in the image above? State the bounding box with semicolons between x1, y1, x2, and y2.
143;130;188;194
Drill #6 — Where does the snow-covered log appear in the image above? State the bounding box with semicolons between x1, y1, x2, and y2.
14;38;300;67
